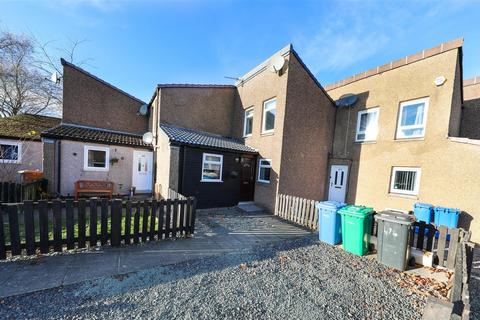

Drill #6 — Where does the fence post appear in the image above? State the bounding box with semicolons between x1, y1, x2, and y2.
111;199;122;247
190;197;197;235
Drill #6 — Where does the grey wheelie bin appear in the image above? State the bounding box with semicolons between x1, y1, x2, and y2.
374;210;415;271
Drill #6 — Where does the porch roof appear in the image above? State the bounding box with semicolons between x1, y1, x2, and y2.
160;123;258;154
41;124;152;149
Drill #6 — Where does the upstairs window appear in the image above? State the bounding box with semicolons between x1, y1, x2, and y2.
356;108;379;142
84;145;109;171
244;108;254;137
201;153;223;182
262;98;276;133
396;98;429;139
258;159;271;183
0;141;21;163
390;167;421;195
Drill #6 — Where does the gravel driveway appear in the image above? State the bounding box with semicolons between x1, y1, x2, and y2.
0;233;436;320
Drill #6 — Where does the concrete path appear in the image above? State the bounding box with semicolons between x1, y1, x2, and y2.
0;208;311;298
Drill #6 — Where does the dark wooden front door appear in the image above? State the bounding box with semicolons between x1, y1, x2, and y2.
239;157;255;201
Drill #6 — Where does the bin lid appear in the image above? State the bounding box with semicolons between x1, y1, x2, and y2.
338;205;373;217
434;206;460;214
316;201;346;211
414;203;433;209
374;210;414;225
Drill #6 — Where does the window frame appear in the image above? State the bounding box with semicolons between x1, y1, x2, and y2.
261;98;277;134
200;153;223;183
355;107;380;142
243;107;254;137
389;166;421;196
257;159;272;183
0;140;22;164
83;145;110;172
396;97;429;139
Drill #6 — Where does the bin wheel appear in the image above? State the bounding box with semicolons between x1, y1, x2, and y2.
408;257;416;267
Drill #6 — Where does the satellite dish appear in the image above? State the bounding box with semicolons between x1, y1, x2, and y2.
335;94;358;107
434;76;446;86
50;72;61;84
142;132;153;144
138;104;149;116
268;55;285;73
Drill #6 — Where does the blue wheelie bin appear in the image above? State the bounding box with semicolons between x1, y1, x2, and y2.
413;203;433;236
434;207;460;240
316;201;346;245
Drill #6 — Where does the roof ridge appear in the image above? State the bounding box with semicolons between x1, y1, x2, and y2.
464;76;480;87
157;84;236;88
58;123;143;137
60;58;147;104
324;38;464;91
160;123;242;142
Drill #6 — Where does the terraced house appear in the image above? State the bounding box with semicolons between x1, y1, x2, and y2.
42;38;480;242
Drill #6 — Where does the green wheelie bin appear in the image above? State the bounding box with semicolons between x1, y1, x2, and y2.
374;210;415;271
338;205;374;256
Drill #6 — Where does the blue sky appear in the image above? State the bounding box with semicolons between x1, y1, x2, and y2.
1;0;480;102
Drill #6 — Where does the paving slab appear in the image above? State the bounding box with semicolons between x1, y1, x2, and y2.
0;209;311;298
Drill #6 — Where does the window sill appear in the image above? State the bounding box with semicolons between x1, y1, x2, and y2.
394;137;425;142
0;160;21;164
200;180;223;183
243;134;252;139
84;168;109;172
388;192;419;200
260;132;275;137
257;180;271;184
354;140;377;145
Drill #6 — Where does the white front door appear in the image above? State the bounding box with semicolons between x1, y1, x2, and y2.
328;165;348;202
132;150;153;193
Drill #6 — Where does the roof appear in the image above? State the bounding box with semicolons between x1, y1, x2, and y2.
160;123;257;154
0;114;61;141
157;84;236;89
41;124;151;148
325;38;464;91
60;58;147;105
464;76;480;87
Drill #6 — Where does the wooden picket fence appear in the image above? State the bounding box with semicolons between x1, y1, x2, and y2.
0;196;197;260
0;180;47;203
275;194;319;230
168;188;187;200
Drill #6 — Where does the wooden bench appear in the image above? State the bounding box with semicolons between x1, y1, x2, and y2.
74;180;114;200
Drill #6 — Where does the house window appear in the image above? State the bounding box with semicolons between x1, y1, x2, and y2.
390;167;421;195
201;153;223;182
258;159;271;183
243;108;254;137
0;141;21;163
396;98;429;139
84;146;109;171
356;108;379;142
262;98;276;133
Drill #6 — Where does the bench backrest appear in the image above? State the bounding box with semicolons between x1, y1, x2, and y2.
75;180;114;190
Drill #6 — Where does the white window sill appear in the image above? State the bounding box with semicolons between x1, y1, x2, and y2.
200;180;223;183
388;192;419;200
260;131;275;137
0;160;21;164
243;134;252;139
394;137;425;142
84;167;109;172
354;140;377;144
257;180;271;184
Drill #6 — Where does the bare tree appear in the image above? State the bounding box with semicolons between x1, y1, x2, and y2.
0;30;88;117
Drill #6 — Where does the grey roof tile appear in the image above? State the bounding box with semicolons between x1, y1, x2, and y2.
42;124;151;148
160;123;257;154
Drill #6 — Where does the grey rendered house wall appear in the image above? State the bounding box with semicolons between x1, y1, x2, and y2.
59;140;142;196
0;139;43;183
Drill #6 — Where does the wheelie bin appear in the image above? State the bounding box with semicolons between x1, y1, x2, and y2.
316;201;346;245
338;205;373;256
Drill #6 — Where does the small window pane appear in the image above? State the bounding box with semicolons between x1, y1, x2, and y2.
265;109;276;131
202;163;221;180
259;167;271;181
245;113;253;136
390;167;420;195
205;155;221;162
0;144;19;160
88;150;106;168
401;103;424;126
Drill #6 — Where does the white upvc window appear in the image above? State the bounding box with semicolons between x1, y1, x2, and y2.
243;107;254;137
262;98;276;134
84;145;109;171
0;140;22;163
201;153;223;182
390;167;421;195
356;108;379;142
258;159;272;183
396;97;429;139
